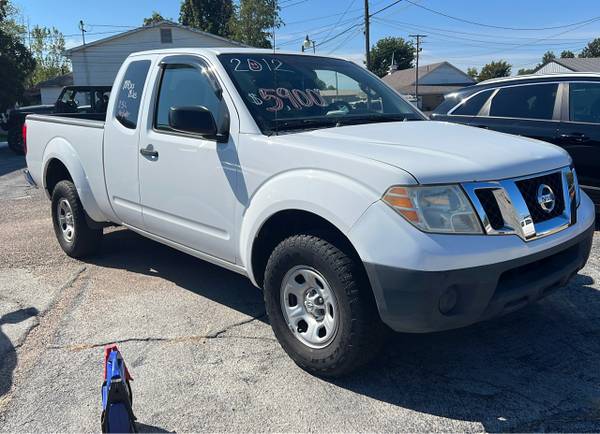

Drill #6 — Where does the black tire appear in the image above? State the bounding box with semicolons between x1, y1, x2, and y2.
51;180;102;258
7;127;24;155
264;234;385;377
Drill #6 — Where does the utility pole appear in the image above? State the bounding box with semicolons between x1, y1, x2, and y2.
79;20;86;45
409;34;426;108
364;0;370;71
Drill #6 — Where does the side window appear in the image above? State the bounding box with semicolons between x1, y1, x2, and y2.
115;60;151;129
569;82;600;123
154;64;225;132
452;89;493;116
489;83;558;120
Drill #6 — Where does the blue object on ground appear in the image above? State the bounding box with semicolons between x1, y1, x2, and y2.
101;345;136;433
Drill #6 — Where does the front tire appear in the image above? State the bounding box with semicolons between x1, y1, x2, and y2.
51;180;102;258
264;234;384;377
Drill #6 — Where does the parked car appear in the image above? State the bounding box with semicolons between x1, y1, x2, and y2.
431;73;600;212
4;85;111;154
23;49;594;377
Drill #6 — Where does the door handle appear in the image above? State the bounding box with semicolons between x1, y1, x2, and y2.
560;133;589;143
140;145;159;159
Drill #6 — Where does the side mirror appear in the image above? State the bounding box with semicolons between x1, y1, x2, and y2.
169;106;217;137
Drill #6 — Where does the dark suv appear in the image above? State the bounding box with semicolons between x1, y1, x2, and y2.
432;73;600;212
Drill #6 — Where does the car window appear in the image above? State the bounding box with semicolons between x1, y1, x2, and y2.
489;83;558;120
154;64;225;132
452;89;494;116
115;60;151;129
569;82;600;123
94;90;111;113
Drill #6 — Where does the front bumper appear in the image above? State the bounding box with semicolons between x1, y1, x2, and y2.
350;192;596;333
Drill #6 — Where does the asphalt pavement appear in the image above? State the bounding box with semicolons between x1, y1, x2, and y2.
0;143;599;432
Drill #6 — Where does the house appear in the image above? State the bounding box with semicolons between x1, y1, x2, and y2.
382;61;475;111
65;21;246;86
534;57;600;74
38;72;73;104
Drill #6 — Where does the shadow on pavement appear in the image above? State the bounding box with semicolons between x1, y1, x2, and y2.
329;272;600;432
0;145;25;178
136;422;174;433
88;228;266;321
90;228;600;432
0;307;39;398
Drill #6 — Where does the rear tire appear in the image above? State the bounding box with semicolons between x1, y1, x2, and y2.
51;180;102;258
7;127;24;155
264;234;385;378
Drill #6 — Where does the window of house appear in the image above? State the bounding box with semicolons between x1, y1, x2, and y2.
160;28;172;44
115;60;151;129
489;83;558;120
154;64;226;133
452;89;493;116
569;82;600;123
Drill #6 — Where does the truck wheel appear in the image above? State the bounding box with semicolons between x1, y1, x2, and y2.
7;128;24;155
264;234;384;377
51;180;102;258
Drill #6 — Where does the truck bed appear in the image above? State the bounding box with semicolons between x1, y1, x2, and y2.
25;113;112;223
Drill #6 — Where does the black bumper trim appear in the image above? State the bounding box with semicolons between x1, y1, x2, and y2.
365;223;595;333
23;169;37;188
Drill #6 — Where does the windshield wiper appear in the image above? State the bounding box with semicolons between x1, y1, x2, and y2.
268;118;339;135
333;114;421;127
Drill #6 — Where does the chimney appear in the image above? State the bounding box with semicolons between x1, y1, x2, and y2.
388;52;399;75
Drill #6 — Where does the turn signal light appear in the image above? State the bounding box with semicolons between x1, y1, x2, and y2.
382;188;420;223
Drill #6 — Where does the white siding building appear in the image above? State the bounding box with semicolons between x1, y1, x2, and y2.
534;58;600;75
65;21;246;86
382;62;475;111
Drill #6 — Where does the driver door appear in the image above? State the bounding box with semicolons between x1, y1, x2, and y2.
138;57;238;262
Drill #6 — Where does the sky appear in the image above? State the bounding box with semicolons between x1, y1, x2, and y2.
12;0;600;73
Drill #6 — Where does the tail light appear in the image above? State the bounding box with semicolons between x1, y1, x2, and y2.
22;122;27;155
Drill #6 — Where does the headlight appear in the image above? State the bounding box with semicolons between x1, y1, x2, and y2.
566;167;580;207
382;185;483;234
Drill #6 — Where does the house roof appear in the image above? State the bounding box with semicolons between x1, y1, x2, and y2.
36;72;73;88
382;61;475;90
542;57;600;73
396;84;469;96
65;20;247;54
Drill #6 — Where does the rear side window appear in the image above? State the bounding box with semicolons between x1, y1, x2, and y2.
452;89;493;116
569;82;600;123
115;60;151;129
489;83;558;120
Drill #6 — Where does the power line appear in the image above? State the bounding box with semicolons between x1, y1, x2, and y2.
404;0;600;31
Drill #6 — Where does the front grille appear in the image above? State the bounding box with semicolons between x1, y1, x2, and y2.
515;172;564;223
475;189;504;229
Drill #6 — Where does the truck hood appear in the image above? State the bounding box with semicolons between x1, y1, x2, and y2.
278;121;571;184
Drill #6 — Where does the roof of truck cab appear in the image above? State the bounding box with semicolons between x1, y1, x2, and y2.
128;47;350;61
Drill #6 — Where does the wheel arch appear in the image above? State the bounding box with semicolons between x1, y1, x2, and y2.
42;138;107;222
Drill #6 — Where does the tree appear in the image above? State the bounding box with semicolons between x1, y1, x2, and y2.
478;60;511;82
369;37;414;78
179;0;234;38
229;0;282;48
29;26;70;85
143;11;167;26
561;50;575;58
517;67;535;75
541;50;556;65
0;0;35;112
579;38;600;58
466;67;478;80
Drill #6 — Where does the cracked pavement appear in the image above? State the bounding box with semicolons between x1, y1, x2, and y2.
1;143;600;432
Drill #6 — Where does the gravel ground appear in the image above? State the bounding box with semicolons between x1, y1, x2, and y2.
1;143;599;432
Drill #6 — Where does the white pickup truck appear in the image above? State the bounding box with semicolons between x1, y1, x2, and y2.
24;48;595;377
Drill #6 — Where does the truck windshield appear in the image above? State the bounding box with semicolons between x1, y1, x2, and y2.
219;53;424;135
